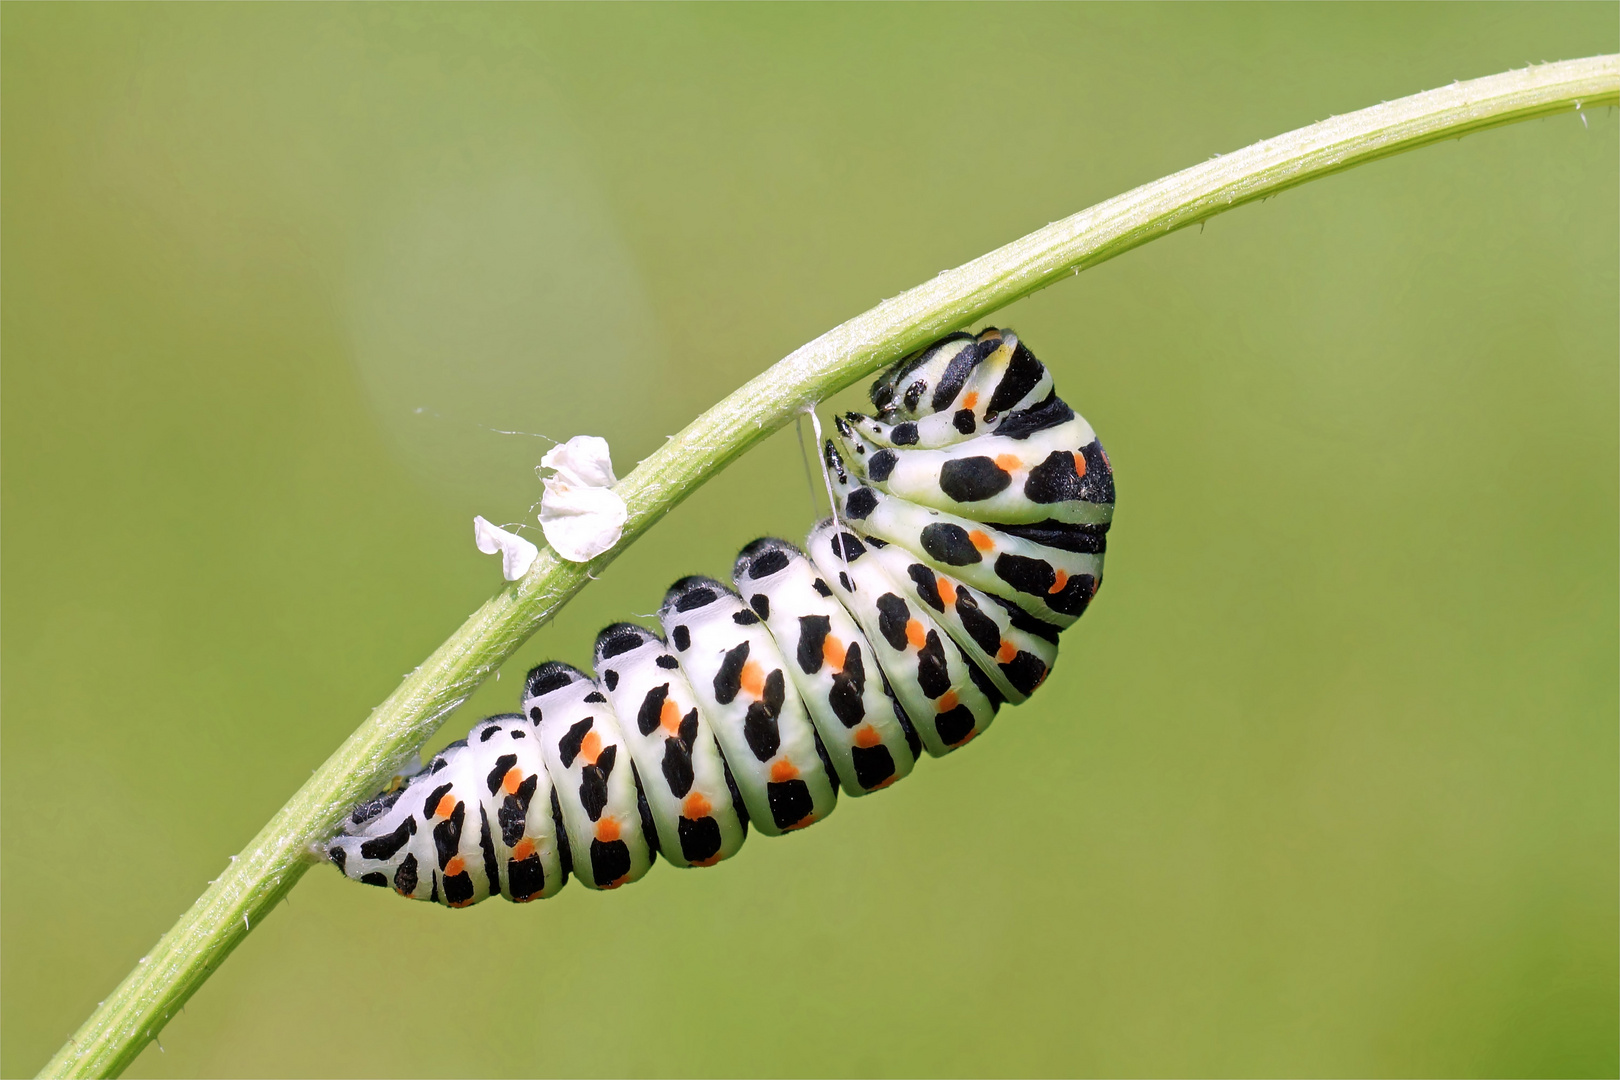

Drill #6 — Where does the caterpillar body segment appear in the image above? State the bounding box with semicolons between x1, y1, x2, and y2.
824;445;1102;629
805;522;1002;757
522;663;657;890
732;537;921;796
328;714;567;906
834;410;1109;526
860;329;1054;449
328;327;1115;906
657;576;841;835
592;623;749;870
858;536;1059;705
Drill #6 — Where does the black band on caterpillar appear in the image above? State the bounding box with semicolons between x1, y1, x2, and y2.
326;328;1115;905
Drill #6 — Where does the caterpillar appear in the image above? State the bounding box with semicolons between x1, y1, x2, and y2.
326;327;1114;906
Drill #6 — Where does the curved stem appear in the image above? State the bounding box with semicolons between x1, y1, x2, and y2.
39;55;1618;1080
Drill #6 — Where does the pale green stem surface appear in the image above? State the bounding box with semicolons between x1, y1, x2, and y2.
40;55;1618;1080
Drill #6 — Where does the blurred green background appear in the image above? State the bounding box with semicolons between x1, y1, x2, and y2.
3;5;1616;1078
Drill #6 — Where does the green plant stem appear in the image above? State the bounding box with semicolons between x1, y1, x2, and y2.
40;55;1618;1080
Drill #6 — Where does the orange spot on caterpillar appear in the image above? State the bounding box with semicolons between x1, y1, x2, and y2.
740;660;766;699
511;838;536;861
659;698;682;735
994;453;1021;472
905;619;926;650
996;641;1017;664
444;856;465;876
1093;576;1103;594
434;794;457;819
1049;569;1069;594
853;724;882;749
786;812;818;831
604;875;629;889
823;636;847;672
682;792;711;819
968;530;994;552
580;730;602;766
936;576;958;606
962;391;979;410
1072;451;1087;478
770;759;800;783
868;775;898;791
937;690;959;712
596;817;620;843
501;767;522;795
689;853;722;868
949;728;978;748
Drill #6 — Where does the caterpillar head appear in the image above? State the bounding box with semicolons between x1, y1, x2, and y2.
868;331;978;420
853;327;1053;450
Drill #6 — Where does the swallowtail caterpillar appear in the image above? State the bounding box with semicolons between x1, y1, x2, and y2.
327;328;1114;906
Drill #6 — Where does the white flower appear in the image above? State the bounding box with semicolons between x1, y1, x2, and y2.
541;435;618;489
473;516;540;581
538;435;627;562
